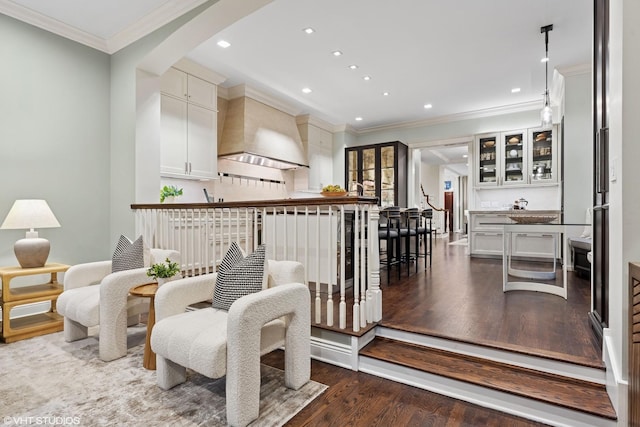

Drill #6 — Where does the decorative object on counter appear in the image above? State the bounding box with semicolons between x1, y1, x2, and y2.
321;184;347;197
512;198;528;210
508;215;556;224
540;24;554;127
160;185;183;203
0;199;61;268
203;188;214;203
146;257;181;286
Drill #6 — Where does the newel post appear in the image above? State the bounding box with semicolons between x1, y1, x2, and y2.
367;205;382;322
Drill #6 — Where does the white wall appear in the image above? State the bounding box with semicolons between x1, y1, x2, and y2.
0;14;111;265
562;71;593;223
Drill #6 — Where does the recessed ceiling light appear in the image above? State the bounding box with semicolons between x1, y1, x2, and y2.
217;40;231;48
541;57;549;63
424;104;433;109
511;87;521;93
355;117;363;121
302;87;312;94
463;154;468;158
363;75;371;81
383;92;390;96
332;50;343;56
349;64;358;70
303;27;315;34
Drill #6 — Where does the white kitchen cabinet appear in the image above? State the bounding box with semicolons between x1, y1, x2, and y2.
474;126;557;188
160;67;218;180
160;94;217;179
160;67;217;110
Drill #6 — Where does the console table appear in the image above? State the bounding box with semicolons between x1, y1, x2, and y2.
0;263;69;342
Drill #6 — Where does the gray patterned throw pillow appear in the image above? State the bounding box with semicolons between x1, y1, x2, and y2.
112;235;145;273
212;242;266;311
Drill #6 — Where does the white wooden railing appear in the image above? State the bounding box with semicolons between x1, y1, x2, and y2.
131;197;381;332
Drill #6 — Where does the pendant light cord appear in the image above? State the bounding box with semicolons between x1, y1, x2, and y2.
541;24;553;103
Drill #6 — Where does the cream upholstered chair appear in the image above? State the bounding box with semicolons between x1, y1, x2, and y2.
57;248;179;361
151;260;310;427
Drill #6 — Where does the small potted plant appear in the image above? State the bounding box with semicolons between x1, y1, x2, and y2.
160;185;183;203
146;258;181;286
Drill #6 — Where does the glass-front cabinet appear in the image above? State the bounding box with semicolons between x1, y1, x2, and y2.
345;141;407;207
476;133;499;186
501;129;527;186
475;126;557;187
529;127;556;183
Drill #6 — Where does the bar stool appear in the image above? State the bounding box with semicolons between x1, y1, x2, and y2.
379;206;402;283
403;208;423;274
421;208;433;268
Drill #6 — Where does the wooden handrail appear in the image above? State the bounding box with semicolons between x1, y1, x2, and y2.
420;184;449;232
131;196;378;210
420;184;445;212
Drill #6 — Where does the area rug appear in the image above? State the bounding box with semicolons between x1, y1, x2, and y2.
0;327;326;426
448;237;468;246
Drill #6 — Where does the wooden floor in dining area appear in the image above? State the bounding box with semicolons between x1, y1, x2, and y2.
262;232;601;426
379;232;601;366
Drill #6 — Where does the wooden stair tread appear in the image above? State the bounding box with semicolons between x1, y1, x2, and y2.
361;337;617;420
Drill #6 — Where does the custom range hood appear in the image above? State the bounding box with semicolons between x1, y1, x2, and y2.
218;95;308;170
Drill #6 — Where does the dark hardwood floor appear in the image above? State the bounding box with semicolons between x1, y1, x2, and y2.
262;232;603;426
262;350;547;427
379;233;601;367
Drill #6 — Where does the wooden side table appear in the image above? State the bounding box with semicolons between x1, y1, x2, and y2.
129;282;158;370
0;263;69;343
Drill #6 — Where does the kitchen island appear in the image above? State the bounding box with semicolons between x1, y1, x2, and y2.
468;209;561;259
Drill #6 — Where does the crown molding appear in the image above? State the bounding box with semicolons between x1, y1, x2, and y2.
106;0;209;53
173;58;227;85
0;0;208;54
0;0;107;51
295;114;337;133
356;100;540;134
227;84;304;117
557;62;591;77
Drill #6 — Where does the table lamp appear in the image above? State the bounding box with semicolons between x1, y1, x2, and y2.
1;199;61;268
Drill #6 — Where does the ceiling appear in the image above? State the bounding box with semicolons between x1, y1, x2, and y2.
2;0;592;174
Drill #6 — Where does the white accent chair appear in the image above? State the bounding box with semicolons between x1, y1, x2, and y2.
151;260;310;427
57;248;180;361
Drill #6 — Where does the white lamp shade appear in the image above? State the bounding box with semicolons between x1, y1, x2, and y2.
1;200;61;230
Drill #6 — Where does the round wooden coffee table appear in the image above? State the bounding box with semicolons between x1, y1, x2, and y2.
129;282;158;370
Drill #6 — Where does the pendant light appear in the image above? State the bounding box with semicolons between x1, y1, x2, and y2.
540;24;554;128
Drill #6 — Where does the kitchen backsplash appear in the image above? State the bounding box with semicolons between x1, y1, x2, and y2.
474;185;561;210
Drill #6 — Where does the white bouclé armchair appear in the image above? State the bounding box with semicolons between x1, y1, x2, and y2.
57;248;180;361
151;260;311;427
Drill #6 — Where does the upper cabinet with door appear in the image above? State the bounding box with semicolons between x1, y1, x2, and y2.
160;67;218;179
474;126;557;188
345;141;407;207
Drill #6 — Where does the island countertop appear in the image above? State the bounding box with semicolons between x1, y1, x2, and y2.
467;209;561;215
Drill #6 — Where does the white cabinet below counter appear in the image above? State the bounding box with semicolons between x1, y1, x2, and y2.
469;210;561;258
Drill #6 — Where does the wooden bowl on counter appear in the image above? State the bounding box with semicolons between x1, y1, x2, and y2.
508;215;557;224
321;191;348;197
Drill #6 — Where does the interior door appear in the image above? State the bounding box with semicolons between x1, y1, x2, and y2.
444;191;454;232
